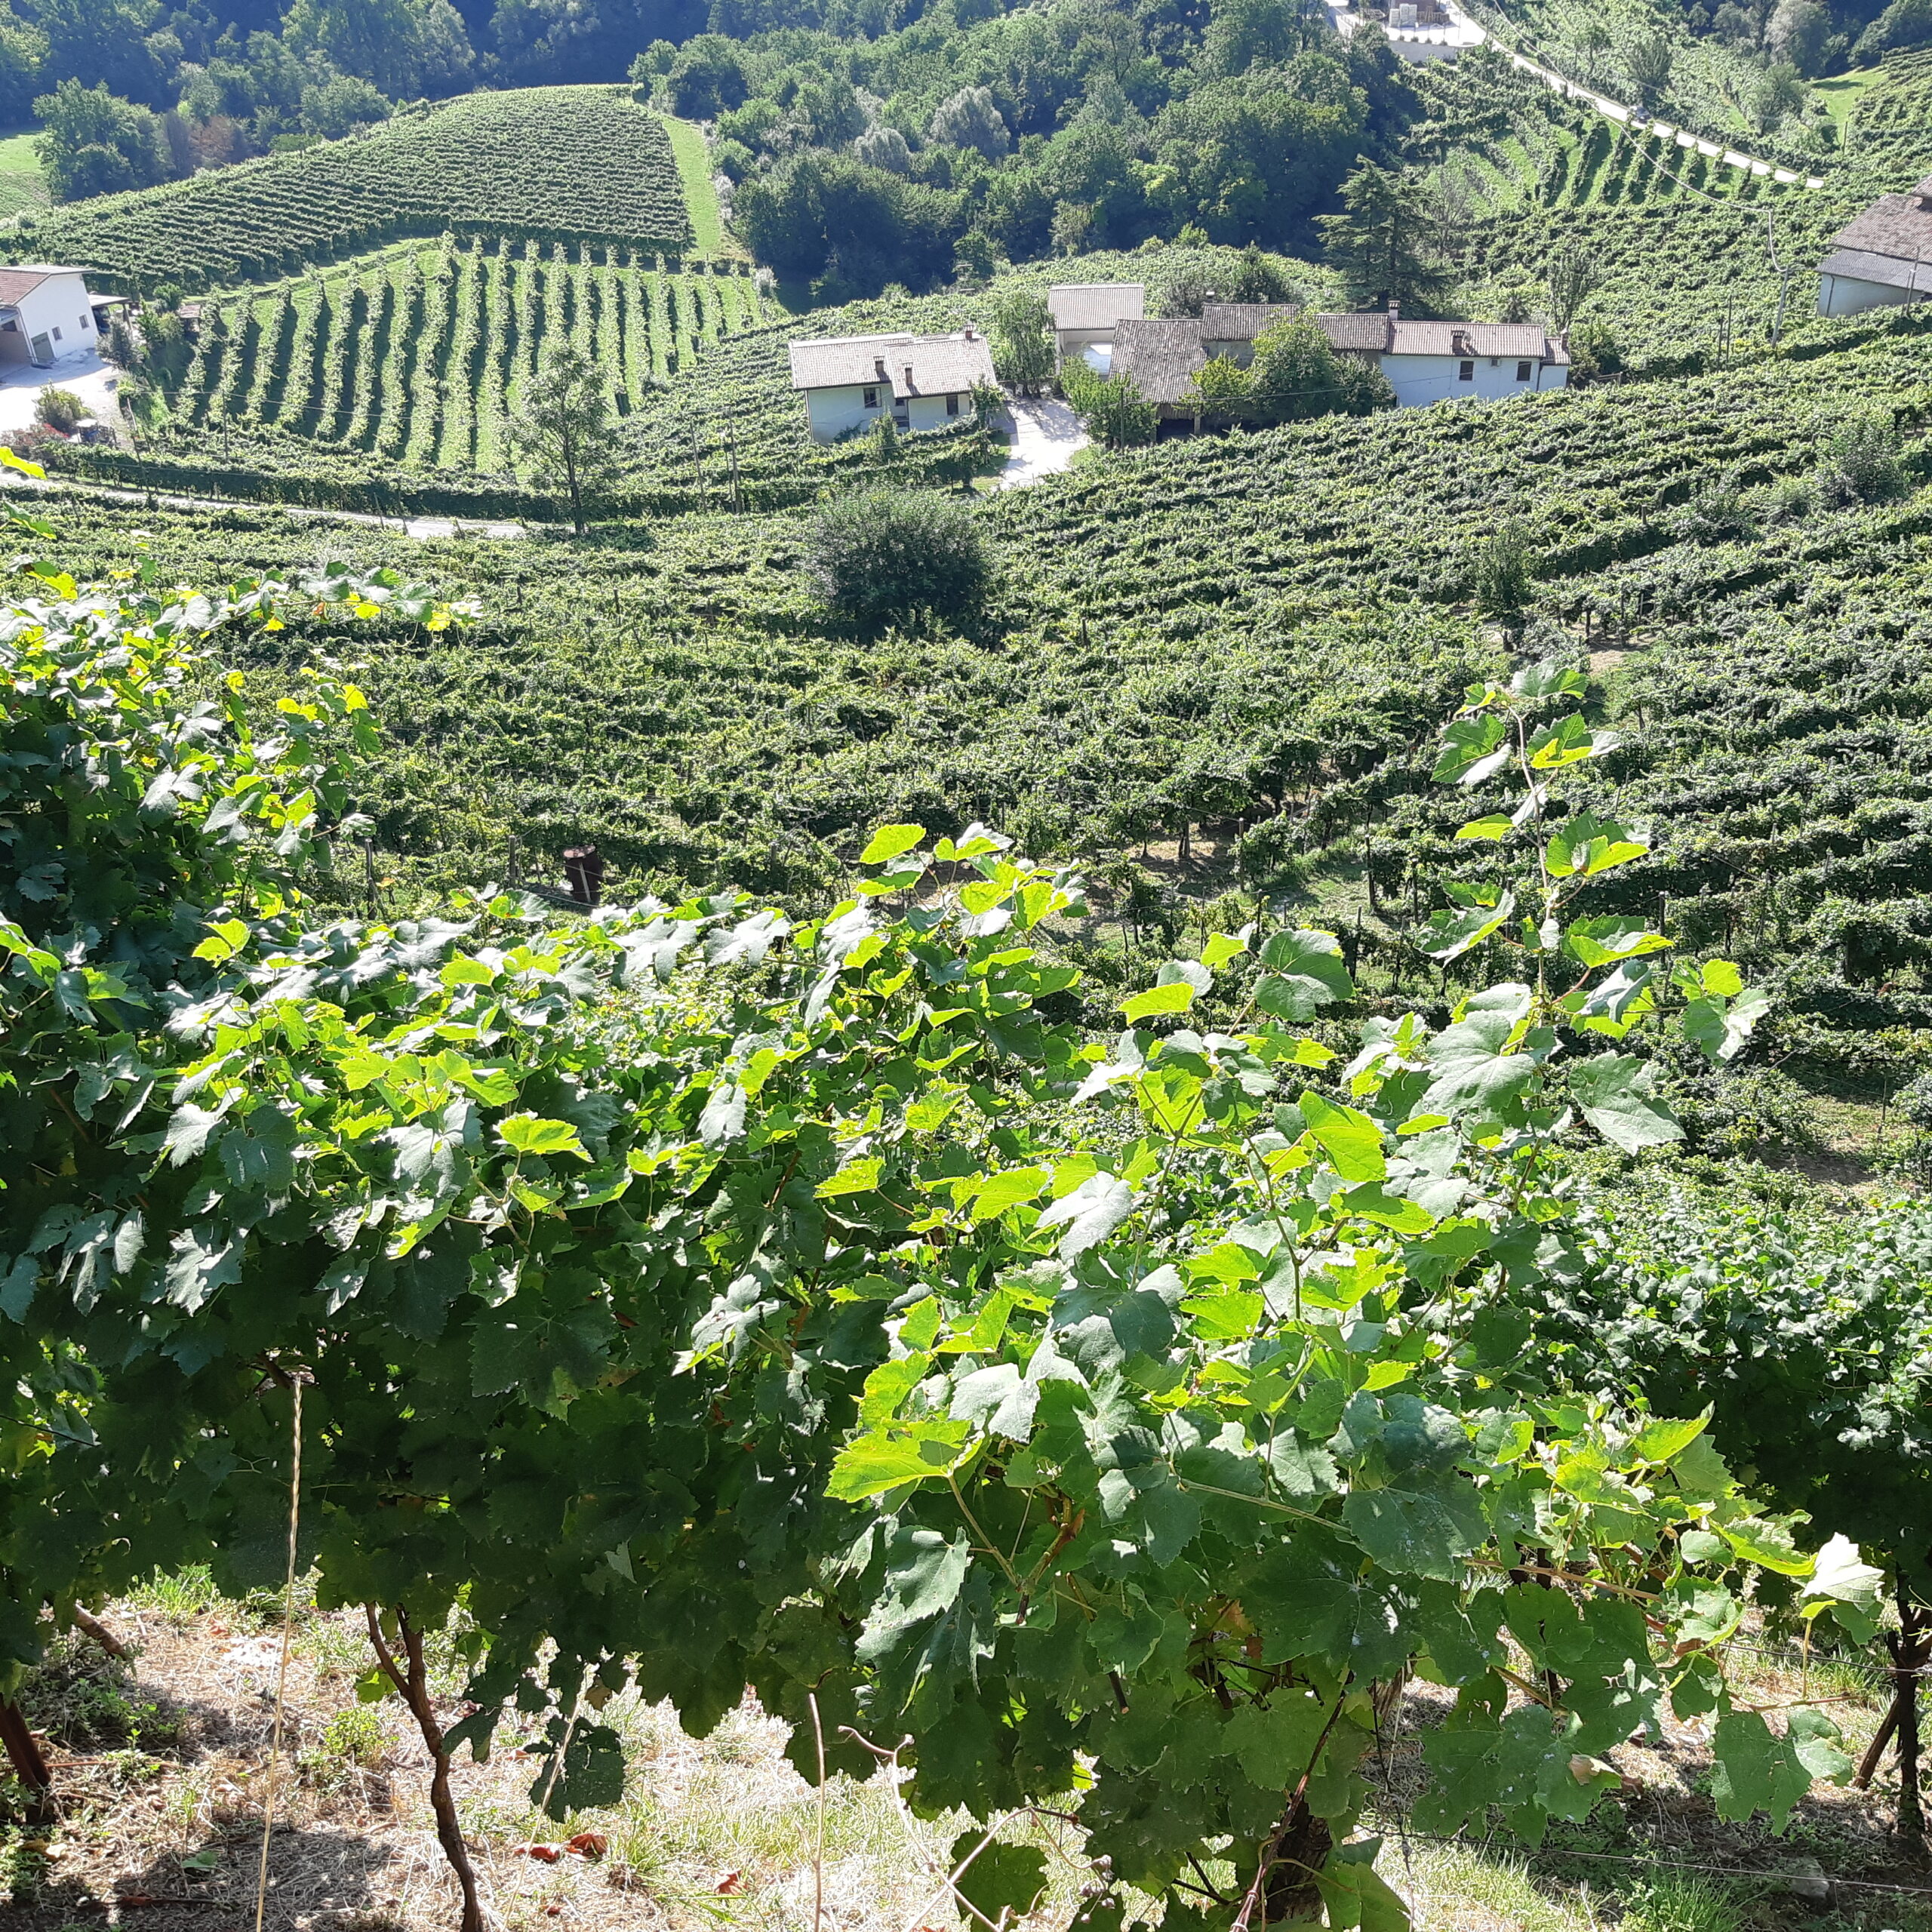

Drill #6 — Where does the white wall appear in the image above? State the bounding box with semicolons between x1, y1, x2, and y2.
803;383;967;440
1817;272;1915;319
1380;351;1565;408
1;273;97;368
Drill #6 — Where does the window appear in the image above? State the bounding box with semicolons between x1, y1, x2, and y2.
1515;360;1533;382
946;392;960;417
51;325;61;341
1457;359;1474;381
78;314;89;330
863;386;878;408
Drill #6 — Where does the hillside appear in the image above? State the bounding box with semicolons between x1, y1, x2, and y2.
2;89;700;293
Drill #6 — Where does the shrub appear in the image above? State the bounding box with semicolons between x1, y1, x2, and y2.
807;486;989;627
1472;517;1534;621
1567;320;1623;382
1819;406;1909;507
35;387;88;433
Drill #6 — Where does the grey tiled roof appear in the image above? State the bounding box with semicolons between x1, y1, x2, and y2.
1200;302;1299;343
1112;318;1209;404
787;331;995;396
1823;190;1932;287
1049;282;1144;331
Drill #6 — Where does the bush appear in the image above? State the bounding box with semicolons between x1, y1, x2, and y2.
1567;321;1623;382
807;487;989;627
1819;406;1909;508
35;387;88;433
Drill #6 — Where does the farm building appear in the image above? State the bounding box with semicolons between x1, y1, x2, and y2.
788;330;996;441
1111;303;1567;417
0;266;100;369
1817;175;1932;317
1048;283;1145;365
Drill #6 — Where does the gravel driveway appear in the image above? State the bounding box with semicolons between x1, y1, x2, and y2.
0;349;122;440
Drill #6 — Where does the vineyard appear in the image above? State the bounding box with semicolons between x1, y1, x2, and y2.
0;88;697;294
152;239;768;477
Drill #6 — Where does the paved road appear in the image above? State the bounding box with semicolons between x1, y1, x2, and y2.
995;397;1088;489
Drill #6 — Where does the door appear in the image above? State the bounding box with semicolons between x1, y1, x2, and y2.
29;334;51;367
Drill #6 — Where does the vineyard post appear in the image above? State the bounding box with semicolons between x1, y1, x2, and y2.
1892;1584;1929;1853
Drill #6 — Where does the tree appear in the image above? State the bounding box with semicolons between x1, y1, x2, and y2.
281;0;475;98
1060;358;1158;445
1472;516;1534;627
1181;352;1254;426
807;486;989;628
509;342;621;534
0;0;45;128
33;78;171;202
1223;241;1301;304
1050;198;1094;256
853;122;911;173
300;74;392;137
1317;161;1451;314
1248;314;1393;420
1818;406;1909;508
1201;0;1327;74
664;32;748;116
1622;32;1673;113
928;83;1010;156
1749;62;1807;132
737;149;962;295
1154;56;1367;242
1545;245;1602;338
29;0;166;109
1767;0;1832;73
1855;0;1932;61
990;288;1055;395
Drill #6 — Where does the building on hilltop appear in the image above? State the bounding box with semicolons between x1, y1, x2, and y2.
1817;175;1932;317
0;266;101;370
1048;283;1145;367
788;330;997;441
1112;302;1567;422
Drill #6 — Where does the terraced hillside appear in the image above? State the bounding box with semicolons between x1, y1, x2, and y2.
3;88;696;292
163;239;768;473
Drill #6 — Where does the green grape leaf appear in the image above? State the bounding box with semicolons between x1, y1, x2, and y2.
1035;1172;1135;1257
1564;918;1670;968
1797;1534;1885;1643
1434;713;1511;786
860;823;926;864
496;1113;589;1160
1122;980;1195;1021
1298;1091;1386;1183
1681;985;1771;1063
1418;893;1515;962
1710;1709;1815;1829
827;1422;971;1500
1567;1054;1681;1153
1254;928;1352;1020
947;1834;1048;1926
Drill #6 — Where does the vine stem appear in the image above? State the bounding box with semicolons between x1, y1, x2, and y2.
365;1604;485;1932
808;1692;826;1932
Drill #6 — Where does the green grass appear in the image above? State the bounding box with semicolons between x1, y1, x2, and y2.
0;125;45;219
660;110;733;258
1814;67;1887;133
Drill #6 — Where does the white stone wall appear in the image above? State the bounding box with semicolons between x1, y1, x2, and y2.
1;274;97;368
804;383;967;440
1817;272;1915;319
1380;350;1565;408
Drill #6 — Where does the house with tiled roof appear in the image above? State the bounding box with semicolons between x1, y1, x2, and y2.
1818;175;1932;317
787;330;996;441
0;266;101;370
1112;299;1567;418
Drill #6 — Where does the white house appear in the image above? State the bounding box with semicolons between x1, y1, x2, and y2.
1817;175;1932;318
788;330;997;441
1115;303;1567;417
1318;309;1569;405
0;266;100;370
1048;283;1144;365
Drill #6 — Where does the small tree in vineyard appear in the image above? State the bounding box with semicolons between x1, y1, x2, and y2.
808;485;989;629
509;341;622;535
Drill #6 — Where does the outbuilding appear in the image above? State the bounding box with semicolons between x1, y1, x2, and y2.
787;330;996;441
1048;283;1145;366
1817;175;1932;318
0;265;100;370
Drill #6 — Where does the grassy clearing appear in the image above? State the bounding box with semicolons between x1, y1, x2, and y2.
0;125;46;218
660;112;736;260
